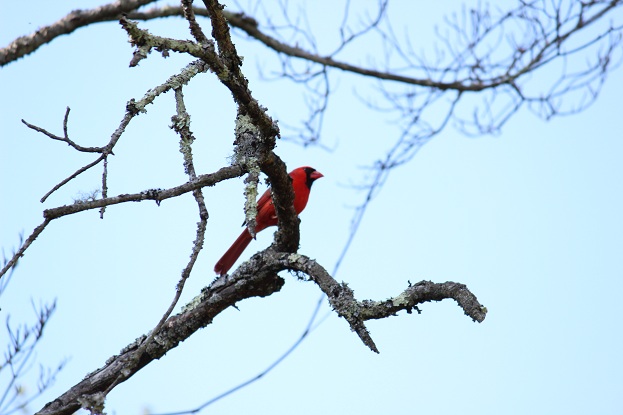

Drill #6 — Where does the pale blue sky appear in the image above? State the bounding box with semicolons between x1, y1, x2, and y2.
1;2;623;414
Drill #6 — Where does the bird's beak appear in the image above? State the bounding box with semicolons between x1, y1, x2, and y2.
310;171;324;180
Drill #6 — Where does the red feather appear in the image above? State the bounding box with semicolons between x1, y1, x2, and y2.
214;166;323;276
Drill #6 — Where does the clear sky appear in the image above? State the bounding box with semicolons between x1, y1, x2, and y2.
1;1;623;415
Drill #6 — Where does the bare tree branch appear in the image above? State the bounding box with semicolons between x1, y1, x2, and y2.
273;254;487;353
35;264;286;415
21;108;104;153
0;165;243;282
34;251;485;415
0;0;159;66
0;220;51;280
20;59;212;204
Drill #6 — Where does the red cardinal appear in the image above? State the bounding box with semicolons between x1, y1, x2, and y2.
214;166;323;276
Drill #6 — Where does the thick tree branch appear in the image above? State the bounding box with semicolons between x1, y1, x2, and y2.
34;242;486;414
201;1;281;143
35;267;286;415
197;1;299;253
180;0;210;45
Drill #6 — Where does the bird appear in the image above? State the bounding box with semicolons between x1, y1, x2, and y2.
214;166;323;276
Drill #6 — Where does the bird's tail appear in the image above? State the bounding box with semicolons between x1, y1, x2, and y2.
214;229;253;276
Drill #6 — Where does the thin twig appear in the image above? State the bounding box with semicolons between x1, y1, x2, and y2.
39;155;106;203
21;108;105;153
103;87;211;398
24;60;212;203
0;219;51;280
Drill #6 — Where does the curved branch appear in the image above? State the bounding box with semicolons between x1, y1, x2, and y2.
270;254;487;353
4;2;622;98
357;280;487;323
0;0;158;66
227;13;471;90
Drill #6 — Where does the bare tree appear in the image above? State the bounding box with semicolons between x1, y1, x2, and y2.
1;1;621;414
